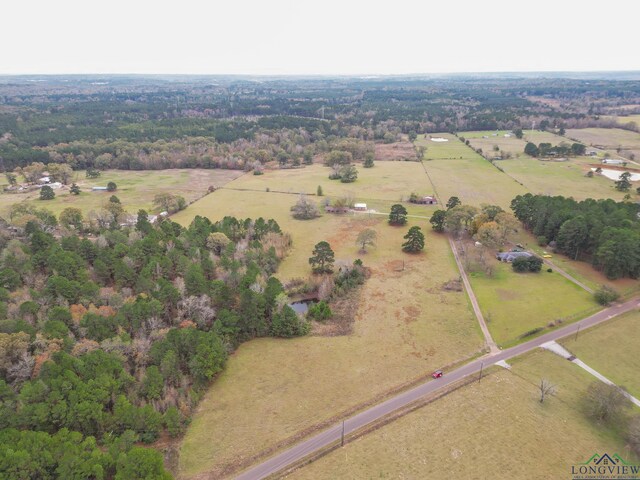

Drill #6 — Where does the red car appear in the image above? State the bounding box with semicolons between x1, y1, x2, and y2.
432;370;444;379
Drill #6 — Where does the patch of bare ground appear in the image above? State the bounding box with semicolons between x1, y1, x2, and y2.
374;141;418;161
311;287;362;336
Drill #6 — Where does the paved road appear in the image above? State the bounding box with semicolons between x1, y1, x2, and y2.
448;238;499;354
235;297;639;480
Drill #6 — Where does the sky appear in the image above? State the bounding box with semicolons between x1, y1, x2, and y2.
2;0;639;75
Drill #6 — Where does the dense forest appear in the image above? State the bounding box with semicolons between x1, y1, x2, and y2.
0;212;311;478
510;194;640;279
1;75;639;170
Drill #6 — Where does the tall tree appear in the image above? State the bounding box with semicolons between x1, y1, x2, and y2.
402;226;425;253
309;241;335;274
388;204;408;225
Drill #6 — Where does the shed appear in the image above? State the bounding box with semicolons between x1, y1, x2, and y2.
353;203;367;211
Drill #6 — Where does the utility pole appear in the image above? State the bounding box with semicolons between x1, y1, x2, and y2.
478;362;484;383
341;421;345;447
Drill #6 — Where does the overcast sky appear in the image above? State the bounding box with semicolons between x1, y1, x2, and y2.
2;0;639;75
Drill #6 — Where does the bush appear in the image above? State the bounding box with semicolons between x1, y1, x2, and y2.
519;327;544;339
536;236;547;246
291;195;320;220
512;256;543;273
593;285;620;306
307;301;332;322
39;185;55;200
106;182;117;192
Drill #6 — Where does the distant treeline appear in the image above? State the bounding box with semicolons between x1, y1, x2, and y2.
510;194;640;279
1;76;639;170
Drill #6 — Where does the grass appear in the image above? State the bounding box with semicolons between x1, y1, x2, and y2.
462;130;529;159
565;128;640;163
289;350;633;480
174;167;484;478
415;134;527;208
468;259;595;346
416;133;477;160
0;169;242;218
461;129;627;201
561;310;640;399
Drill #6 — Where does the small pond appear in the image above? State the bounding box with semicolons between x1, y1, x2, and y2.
288;298;318;314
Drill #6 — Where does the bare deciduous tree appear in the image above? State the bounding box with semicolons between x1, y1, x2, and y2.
539;378;557;403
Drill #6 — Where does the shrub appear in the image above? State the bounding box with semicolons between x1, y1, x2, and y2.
291;195;320;220
512;256;543;273
307;301;332;322
519;327;544;339
39;185;55;200
593;285;620;306
536;236;547;246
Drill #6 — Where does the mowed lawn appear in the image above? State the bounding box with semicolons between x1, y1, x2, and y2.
173;169;484;478
289;350;632;480
416;134;527;208
561;310;640;399
469;260;595;346
0;168;242;218
416;133;475;160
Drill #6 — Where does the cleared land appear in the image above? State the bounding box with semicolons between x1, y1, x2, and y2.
561;310;640;399
174;165;483;478
566;128;640;163
288;350;633;480
463;129;628;201
468;258;596;347
416;133;527;208
0;169;242;218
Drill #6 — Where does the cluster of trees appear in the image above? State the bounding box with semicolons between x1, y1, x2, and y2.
429;198;519;250
524;141;586;158
0;210;307;477
511;194;640;278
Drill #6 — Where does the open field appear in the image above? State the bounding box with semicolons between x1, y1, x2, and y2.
497;155;627;200
417;133;476;160
566;128;640;162
561;310;640;399
173;168;484;478
462;129;627;200
462;130;529;159
219;162;434;207
0;169;242;218
468;258;596;346
615;114;640;127
289;350;633;480
416;134;527;208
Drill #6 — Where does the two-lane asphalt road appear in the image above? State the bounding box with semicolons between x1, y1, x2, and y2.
235;297;639;480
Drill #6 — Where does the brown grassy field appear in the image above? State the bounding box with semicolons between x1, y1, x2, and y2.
288;349;633;480
566;128;640;163
173;166;484;478
0;169;242;218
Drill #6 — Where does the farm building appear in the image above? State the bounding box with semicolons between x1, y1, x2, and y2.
37;176;51;184
92;186;108;191
325;206;350;214
353;203;367;211
410;195;437;205
496;251;532;262
602;159;625;165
